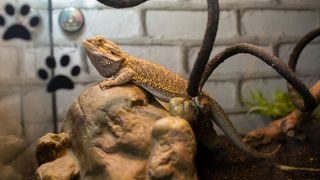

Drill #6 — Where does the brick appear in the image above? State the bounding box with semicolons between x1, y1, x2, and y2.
0;0;13;7
188;45;274;79
241;10;317;37
279;0;320;3
279;43;320;76
203;80;237;109
146;10;237;40
147;0;179;2
24;121;53;142
241;78;287;103
50;0;179;9
23;86;85;140
0;2;44;45
122;45;184;74
0;93;23;137
0;47;18;80
301;76;320;88
194;0;272;3
23;88;52;123
17;0;48;9
24;46;85;80
56;84;86;120
87;60;105;80
51;0;103;9
32;9;49;45
52;9;142;43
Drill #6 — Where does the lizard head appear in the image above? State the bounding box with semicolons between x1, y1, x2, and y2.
83;36;125;78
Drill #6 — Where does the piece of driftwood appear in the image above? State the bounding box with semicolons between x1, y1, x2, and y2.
244;81;320;147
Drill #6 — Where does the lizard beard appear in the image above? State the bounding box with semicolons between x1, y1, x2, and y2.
87;52;122;78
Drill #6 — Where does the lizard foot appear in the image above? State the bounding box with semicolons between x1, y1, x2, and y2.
169;97;199;124
99;79;116;90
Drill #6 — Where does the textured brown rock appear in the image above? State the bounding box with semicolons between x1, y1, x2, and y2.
149;117;197;179
36;132;69;165
36;84;198;179
36;151;80;180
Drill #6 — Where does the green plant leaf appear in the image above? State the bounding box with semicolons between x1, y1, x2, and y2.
244;90;295;119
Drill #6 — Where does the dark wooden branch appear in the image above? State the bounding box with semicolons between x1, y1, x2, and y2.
244;80;320;147
97;0;149;8
187;0;220;97
287;27;320;109
199;43;317;112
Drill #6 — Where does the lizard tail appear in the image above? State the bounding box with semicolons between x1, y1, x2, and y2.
201;94;281;158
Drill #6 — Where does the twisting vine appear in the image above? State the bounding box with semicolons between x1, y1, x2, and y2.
287;27;320;110
187;0;219;97
95;0;319;144
198;43;318;112
96;0;149;8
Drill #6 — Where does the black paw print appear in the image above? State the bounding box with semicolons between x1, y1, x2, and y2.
0;3;40;41
38;55;81;93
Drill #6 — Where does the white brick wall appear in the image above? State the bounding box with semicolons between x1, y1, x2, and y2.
146;11;207;40
241;10;317;37
0;0;319;142
122;45;185;74
279;43;320;76
188;45;275;79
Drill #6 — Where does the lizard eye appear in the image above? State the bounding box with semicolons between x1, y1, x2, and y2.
111;51;116;55
96;38;104;45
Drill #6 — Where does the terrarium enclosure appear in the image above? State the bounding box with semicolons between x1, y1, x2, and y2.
0;0;319;179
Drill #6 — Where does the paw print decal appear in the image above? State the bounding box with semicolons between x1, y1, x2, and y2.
0;3;40;41
38;55;81;92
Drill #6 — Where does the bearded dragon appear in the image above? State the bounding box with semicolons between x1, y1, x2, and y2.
83;36;280;158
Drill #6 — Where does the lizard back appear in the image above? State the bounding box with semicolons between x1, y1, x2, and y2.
124;56;189;101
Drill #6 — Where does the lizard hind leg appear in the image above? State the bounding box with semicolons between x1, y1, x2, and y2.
168;97;199;124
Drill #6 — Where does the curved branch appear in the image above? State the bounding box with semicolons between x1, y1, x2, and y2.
199;43;317;112
187;0;220;97
287;27;320;108
97;0;149;8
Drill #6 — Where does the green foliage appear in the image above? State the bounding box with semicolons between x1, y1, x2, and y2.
244;90;295;119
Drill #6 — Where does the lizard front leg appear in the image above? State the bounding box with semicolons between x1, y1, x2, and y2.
100;68;134;90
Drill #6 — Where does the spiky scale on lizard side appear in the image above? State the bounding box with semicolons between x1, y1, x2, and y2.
83;36;280;159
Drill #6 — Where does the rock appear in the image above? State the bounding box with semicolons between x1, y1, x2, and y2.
36;84;199;179
149;117;197;179
36;132;69;165
36;151;80;180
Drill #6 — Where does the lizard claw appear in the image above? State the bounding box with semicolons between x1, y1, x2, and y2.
99;79;116;90
169;97;199;123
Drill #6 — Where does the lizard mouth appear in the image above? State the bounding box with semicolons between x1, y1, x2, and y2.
82;40;95;51
82;39;123;61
